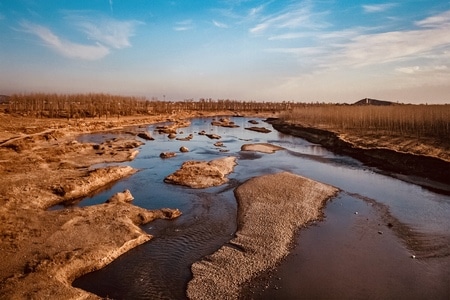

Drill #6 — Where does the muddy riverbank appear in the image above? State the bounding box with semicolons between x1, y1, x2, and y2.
268;119;450;194
1;111;448;299
0;111;273;298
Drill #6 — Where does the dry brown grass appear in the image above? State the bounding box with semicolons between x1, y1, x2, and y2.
282;104;450;139
281;104;450;161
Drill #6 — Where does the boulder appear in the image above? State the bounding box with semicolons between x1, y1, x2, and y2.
106;189;134;203
245;127;271;133
160;152;176;159
206;134;221;139
137;132;154;141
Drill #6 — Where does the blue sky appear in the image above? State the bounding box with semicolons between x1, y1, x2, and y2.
1;0;449;103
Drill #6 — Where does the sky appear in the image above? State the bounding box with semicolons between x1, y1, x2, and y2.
1;0;450;104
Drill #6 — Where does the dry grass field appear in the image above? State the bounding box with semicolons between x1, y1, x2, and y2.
281;104;450;161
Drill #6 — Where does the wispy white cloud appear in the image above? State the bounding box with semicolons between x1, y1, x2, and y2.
393;64;450;88
174;19;194;31
19;13;142;60
213;20;228;28
20;21;110;60
331;13;450;67
395;66;420;74
266;46;327;57
415;10;450;28
249;2;329;35
72;17;141;49
396;65;449;74
268;32;309;40
362;3;398;13
248;5;265;18
268;10;450;73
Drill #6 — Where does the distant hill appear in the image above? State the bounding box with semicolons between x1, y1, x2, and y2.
353;98;395;106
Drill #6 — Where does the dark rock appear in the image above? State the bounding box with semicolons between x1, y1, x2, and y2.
137;132;154;141
160;152;176;159
206;134;221;139
180;146;189;153
245;127;272;133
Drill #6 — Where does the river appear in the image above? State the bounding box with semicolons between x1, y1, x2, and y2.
72;116;449;299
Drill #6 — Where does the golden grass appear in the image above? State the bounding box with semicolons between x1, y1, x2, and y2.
282;104;450;139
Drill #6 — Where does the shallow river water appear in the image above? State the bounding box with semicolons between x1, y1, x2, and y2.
72;117;449;299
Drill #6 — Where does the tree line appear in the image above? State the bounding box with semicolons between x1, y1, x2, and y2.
4;93;294;118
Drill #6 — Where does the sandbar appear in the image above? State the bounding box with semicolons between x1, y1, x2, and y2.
187;172;338;299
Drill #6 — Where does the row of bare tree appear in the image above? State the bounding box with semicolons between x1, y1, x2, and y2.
4;93;294;118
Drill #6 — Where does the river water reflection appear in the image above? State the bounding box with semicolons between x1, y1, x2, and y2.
73;117;450;299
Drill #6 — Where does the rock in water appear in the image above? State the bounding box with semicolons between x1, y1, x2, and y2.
137;132;154;140
164;156;237;188
160;152;176;159
180;146;189;153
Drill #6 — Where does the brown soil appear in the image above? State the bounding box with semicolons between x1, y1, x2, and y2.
0;110;273;298
187;172;338;299
0;113;193;298
2;109;447;298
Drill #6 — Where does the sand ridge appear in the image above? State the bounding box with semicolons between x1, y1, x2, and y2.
187;172;338;299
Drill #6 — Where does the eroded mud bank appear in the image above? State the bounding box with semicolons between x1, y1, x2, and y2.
0;122;182;298
268;119;450;193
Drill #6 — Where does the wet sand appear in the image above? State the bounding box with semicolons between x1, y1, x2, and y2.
187;172;338;299
244;192;450;299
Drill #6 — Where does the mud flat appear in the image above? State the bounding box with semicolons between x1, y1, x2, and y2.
187;172;338;299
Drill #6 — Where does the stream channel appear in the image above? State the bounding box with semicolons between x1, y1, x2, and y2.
70;117;449;299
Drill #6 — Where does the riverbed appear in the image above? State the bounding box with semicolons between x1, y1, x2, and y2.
72;117;449;299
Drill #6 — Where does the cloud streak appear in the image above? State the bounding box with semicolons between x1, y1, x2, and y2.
20;13;141;60
174;19;194;31
20;21;110;60
362;3;397;13
331;12;450;68
213;20;228;28
73;17;140;49
267;10;450;72
249;2;329;34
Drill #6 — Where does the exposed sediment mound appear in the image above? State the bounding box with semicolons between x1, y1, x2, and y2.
0;190;181;299
187;172;338;299
52;166;137;201
164;156;237;188
241;143;284;154
245;126;271;133
211;117;240;128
